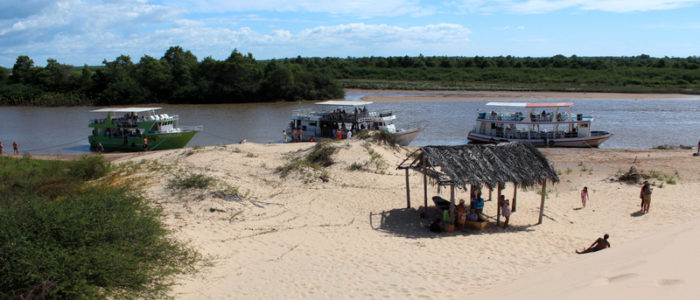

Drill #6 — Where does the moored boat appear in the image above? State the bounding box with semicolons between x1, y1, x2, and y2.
287;101;422;146
467;102;612;147
88;107;201;152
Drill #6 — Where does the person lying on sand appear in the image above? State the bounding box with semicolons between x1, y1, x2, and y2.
576;234;610;254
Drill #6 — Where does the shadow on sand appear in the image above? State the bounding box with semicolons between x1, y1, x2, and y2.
370;207;535;239
630;210;645;217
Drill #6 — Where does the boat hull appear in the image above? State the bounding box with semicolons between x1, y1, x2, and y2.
89;131;198;152
396;127;423;146
467;131;613;148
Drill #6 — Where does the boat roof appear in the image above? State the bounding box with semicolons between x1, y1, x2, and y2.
316;100;373;106
486;102;574;108
90;107;161;113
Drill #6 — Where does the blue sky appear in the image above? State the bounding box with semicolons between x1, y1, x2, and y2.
1;0;700;67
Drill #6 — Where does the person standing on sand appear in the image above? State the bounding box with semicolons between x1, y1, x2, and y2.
13;141;18;155
640;181;652;213
501;197;511;229
97;142;104;154
0;141;3;154
282;130;287;143
576;234;610;254
581;186;589;208
143;137;148;151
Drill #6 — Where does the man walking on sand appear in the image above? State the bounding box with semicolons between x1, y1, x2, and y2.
640;181;652;213
13;141;18;155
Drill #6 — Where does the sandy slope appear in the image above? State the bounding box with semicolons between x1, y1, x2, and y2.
114;141;700;299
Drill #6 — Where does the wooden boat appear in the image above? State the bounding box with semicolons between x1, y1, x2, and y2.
88;107;201;152
467;102;613;147
287;101;422;146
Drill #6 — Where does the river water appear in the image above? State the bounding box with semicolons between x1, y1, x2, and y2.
1;91;698;154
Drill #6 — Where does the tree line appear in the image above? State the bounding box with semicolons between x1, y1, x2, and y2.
0;46;344;106
2;49;700;106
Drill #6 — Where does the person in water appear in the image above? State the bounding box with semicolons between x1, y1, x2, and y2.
576;234;610;254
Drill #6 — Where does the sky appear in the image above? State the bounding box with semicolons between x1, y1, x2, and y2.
1;0;700;68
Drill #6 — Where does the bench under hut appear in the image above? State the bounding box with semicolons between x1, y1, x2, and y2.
397;143;559;225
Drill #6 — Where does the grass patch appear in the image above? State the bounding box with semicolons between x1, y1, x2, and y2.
275;139;337;182
348;162;365;171
168;173;215;190
0;156;196;299
566;167;573;175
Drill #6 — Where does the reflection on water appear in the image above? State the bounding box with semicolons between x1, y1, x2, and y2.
0;92;698;154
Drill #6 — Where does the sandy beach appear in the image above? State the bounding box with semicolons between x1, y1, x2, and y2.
347;88;700;102
107;139;700;299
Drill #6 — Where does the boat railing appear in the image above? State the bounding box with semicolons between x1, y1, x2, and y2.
181;125;203;132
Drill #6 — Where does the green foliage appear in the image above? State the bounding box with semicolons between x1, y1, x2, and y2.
348;162;365;171
666;177;677;185
168;173;215;190
275;139;337;181
566;167;573;174
0;156;196;298
7;52;700;106
305;139;337;167
371;130;401;148
67;155;110;180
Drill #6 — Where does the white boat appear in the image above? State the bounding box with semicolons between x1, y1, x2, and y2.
287;100;422;146
467;102;613;147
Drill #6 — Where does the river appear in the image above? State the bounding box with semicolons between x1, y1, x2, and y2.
0;91;698;154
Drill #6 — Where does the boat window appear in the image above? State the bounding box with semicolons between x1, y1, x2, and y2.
309;122;316;126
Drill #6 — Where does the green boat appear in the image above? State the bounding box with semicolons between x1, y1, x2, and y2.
88;107;201;152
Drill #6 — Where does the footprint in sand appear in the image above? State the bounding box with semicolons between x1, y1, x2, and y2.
593;273;639;286
656;279;684;286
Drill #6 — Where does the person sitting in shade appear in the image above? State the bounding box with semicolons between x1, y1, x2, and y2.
500;196;511;229
467;208;479;222
576;234;610;254
455;199;467;230
474;194;485;214
429;218;442;233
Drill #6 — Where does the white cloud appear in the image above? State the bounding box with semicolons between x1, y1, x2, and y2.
456;0;700;14
177;0;428;18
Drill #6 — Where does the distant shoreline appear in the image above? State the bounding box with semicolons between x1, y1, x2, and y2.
346;88;700;102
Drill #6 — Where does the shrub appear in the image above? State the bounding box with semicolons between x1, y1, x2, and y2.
305;139;337;167
348;162;365;171
68;155;110;180
0;157;196;299
168;173;215;190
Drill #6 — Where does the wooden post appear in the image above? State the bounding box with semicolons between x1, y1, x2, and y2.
512;183;518;212
488;187;492;202
423;166;428;213
405;168;410;208
450;184;456;221
496;184;502;226
538;180;547;224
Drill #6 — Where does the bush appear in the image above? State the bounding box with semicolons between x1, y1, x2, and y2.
68;155;110;180
0;157;196;299
168;173;215;190
305;139;337;167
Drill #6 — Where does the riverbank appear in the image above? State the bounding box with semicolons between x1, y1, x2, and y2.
347;88;700;102
108;140;700;298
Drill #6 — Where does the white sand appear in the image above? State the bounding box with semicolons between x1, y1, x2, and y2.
114;142;700;299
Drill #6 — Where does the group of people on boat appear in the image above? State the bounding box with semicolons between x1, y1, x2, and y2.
324;106;369;121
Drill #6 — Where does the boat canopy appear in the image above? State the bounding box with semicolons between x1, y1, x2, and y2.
316;101;373;106
90;107;162;113
486;102;573;108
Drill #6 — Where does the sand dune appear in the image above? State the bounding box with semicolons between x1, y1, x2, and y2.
114;140;700;299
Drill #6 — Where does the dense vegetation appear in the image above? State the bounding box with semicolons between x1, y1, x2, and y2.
2;49;700;106
0;155;196;298
0;46;344;106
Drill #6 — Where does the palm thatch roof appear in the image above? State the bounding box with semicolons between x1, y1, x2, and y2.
399;143;559;189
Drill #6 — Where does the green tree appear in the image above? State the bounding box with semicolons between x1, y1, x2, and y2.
10;56;34;84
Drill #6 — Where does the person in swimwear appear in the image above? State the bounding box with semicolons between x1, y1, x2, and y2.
576;234;610;254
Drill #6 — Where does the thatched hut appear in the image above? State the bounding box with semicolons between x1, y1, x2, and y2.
398;143;559;225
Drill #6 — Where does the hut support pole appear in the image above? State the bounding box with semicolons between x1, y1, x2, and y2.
512;184;518;213
405;168;410;209
450;184;456;221
497;184;502;226
423;168;428;213
538;181;547;224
